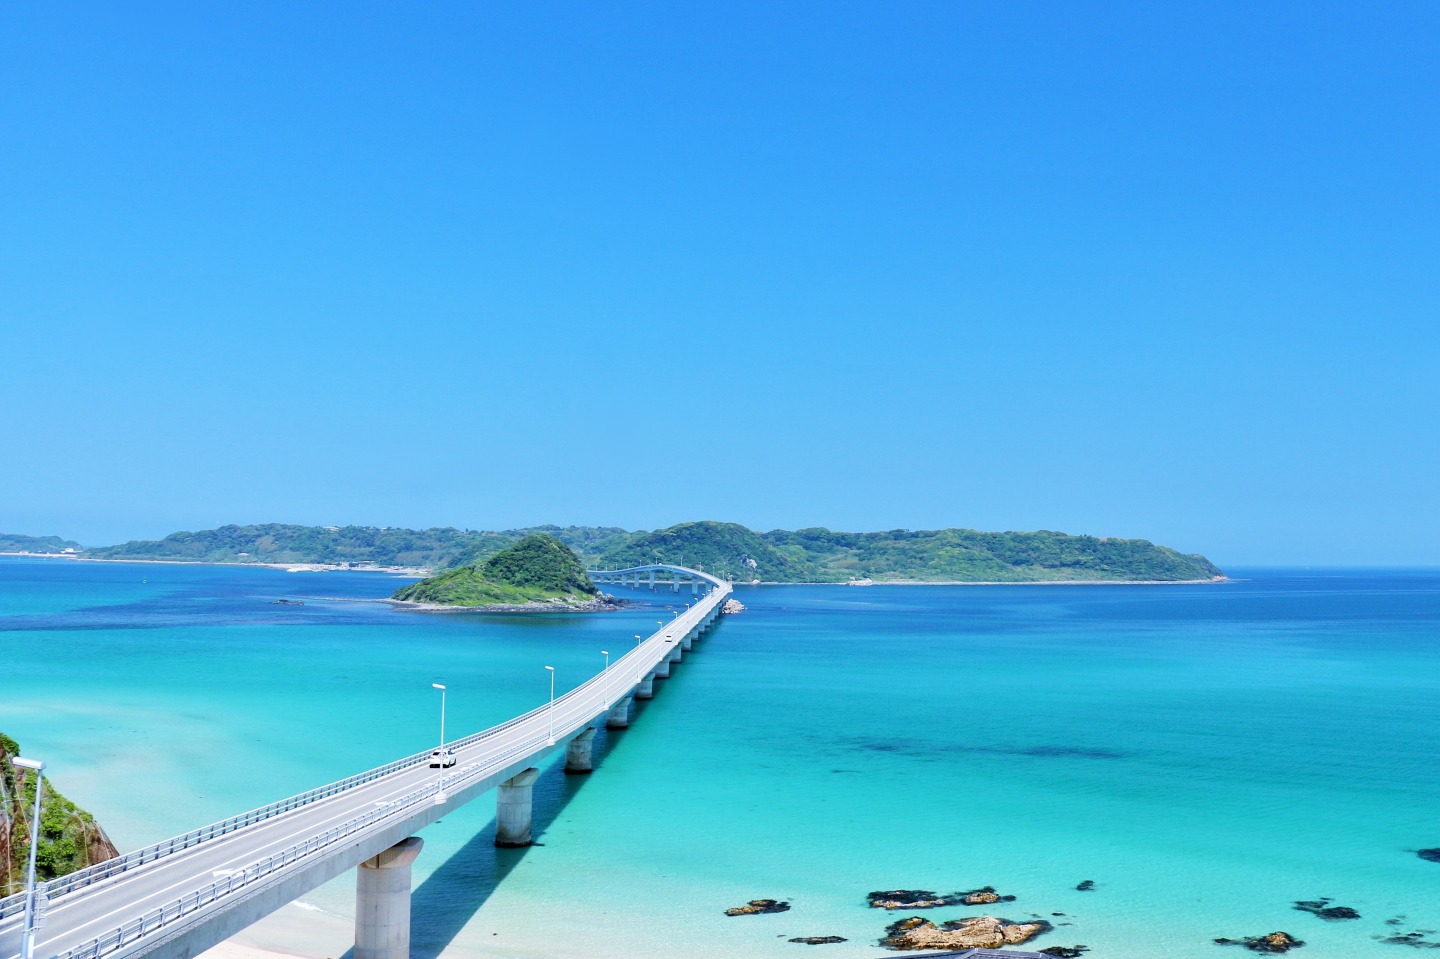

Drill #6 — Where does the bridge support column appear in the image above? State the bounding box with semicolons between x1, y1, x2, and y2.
635;674;655;699
653;657;671;678
355;836;423;959
692;579;698;595
605;695;633;729
564;728;597;775
649;569;656;589
670;646;683;663
494;768;542;847
681;633;693;651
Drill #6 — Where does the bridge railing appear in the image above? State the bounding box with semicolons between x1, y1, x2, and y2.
50;726;558;959
46;578;731;959
4;567;729;933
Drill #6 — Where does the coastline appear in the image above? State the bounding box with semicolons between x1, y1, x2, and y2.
757;576;1230;586
0;552;431;577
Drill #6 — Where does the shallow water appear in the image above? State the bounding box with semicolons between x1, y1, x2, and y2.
4;557;1439;957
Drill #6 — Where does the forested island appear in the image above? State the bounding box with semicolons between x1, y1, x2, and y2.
392;534;613;610
8;521;1223;584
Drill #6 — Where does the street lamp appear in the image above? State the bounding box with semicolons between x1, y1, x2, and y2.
431;683;446;752
14;756;45;959
544;666;556;744
601;650;610;706
633;633;642;648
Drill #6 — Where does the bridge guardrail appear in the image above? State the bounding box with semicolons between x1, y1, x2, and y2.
51;728;555;959
10;567;729;948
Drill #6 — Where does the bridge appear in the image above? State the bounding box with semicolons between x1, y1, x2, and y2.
0;566;731;959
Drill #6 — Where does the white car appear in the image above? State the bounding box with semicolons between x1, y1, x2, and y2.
429;748;457;769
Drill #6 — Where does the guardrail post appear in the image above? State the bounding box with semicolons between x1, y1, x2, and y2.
494;768;542;847
355;837;424;959
564;728;598;775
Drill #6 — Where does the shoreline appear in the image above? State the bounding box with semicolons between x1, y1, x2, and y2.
755;576;1230;587
1;553;1226;587
0;552;431;577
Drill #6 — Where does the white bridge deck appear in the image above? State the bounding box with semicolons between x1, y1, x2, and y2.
0;565;729;959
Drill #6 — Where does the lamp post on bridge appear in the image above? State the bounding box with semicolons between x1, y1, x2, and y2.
544;666;556;745
634;633;642;648
432;683;447;752
13;755;45;959
601;650;610;707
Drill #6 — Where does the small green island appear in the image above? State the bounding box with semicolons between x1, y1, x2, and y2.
391;534;618;611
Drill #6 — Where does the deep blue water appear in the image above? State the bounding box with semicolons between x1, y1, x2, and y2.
4;558;1440;958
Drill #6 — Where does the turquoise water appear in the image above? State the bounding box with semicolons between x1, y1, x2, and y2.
4;557;1440;958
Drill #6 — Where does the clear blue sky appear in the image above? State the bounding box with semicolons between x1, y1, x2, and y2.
2;2;1436;566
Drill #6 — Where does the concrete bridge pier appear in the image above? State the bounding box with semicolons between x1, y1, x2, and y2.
670;646;683;663
691;579;698;595
565;728;597;775
653;658;671;679
494;768;542;847
681;633;693;651
605;695;633;729
649;569;656;589
635;674;655;699
355;836;424;959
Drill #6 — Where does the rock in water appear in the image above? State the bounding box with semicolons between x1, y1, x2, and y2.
880;915;1050;951
724;899;790;916
1075;879;1096;891
1417;848;1440;862
867;886;1015;909
788;937;847;945
1040;948;1090;958
1213;931;1304;953
722;598;746;614
1293;898;1359;921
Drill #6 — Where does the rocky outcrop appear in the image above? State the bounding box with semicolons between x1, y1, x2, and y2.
725;899;790;916
1293;898;1359;921
722;599;746;614
1;734;119;897
1075;879;1096;891
788;937;847;945
868;886;1015;909
1214;931;1304;953
880;915;1050;951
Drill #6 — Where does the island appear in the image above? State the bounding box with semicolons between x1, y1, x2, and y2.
12;520;1225;584
390;534;620;611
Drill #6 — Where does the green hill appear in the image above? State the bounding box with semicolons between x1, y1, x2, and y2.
597;521;804;582
393;534;602;607
1;733;119;895
0;534;83;554
70;519;1222;583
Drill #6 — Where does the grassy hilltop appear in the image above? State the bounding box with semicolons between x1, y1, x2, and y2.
393;534;601;607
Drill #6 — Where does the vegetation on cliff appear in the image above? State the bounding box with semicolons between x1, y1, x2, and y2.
392;534;601;607
0;734;119;896
597;521;804;582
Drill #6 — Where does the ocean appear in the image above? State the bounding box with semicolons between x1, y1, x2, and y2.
3;556;1439;958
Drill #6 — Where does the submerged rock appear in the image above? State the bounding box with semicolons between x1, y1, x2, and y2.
1417;849;1440;863
1214;931;1304;953
880;915;1050;951
788;936;847;945
1293;898;1360;921
724;899;790;916
1039;948;1090;958
867;886;1015;909
1075;879;1096;891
